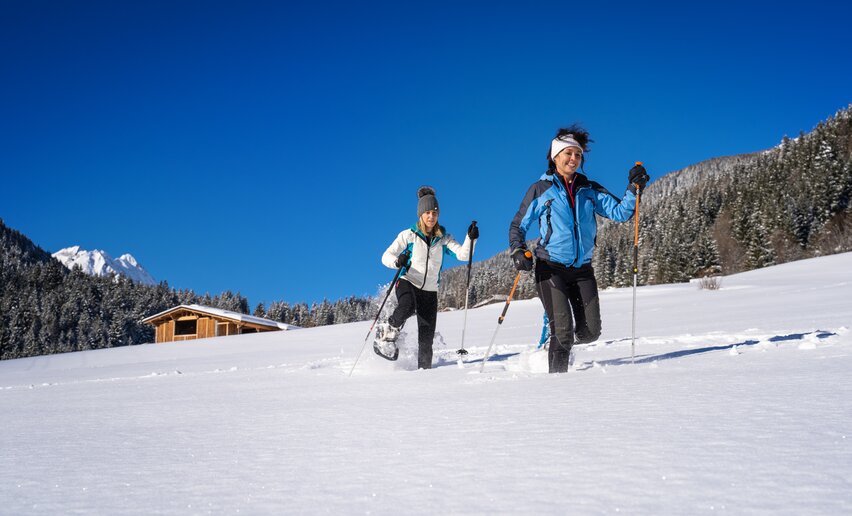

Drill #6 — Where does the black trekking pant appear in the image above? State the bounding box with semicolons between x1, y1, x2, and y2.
388;279;438;369
535;261;602;373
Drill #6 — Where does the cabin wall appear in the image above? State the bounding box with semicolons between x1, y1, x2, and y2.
197;317;215;339
151;312;282;343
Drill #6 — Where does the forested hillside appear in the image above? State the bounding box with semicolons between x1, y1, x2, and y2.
439;105;852;307
596;104;852;287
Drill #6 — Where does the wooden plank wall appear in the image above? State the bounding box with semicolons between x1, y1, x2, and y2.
153;315;280;343
198;317;211;339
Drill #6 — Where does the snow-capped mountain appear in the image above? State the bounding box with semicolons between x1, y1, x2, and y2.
52;246;156;285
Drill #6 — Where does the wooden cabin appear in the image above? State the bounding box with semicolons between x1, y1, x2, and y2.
142;304;296;343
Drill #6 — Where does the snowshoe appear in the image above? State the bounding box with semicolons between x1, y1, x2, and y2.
373;339;399;361
373;323;400;361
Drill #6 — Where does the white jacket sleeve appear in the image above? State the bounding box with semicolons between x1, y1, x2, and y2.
444;234;475;262
381;230;409;269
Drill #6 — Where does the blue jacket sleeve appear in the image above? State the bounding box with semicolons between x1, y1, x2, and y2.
509;181;547;251
591;183;636;222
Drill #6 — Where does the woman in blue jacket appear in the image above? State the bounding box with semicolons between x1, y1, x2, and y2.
509;125;649;373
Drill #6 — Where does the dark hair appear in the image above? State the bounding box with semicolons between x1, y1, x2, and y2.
546;124;593;174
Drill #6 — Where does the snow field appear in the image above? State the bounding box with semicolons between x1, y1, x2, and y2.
1;253;851;514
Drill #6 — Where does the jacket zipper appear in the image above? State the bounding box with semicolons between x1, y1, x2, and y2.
420;236;432;289
554;176;582;267
542;199;554;248
571;186;585;267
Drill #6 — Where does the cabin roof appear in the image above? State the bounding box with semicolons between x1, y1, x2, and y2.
141;304;297;330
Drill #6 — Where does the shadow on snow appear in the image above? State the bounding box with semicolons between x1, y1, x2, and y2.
589;330;836;368
428;330;836;371
435;352;521;369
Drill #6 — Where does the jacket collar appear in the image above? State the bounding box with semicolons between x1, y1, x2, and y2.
541;171;591;190
411;223;445;242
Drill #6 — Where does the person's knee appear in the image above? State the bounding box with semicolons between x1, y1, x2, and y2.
575;324;601;344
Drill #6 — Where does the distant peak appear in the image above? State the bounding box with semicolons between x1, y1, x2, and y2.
118;254;139;267
52;245;156;285
55;245;82;256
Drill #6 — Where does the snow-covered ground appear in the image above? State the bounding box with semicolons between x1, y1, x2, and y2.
1;253;851;514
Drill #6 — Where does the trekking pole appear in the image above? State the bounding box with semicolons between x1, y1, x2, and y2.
631;162;642;364
457;221;477;357
348;265;404;377
479;251;531;373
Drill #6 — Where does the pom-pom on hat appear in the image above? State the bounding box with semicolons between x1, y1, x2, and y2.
417;186;439;217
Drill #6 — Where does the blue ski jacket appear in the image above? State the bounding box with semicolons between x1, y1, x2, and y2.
509;172;636;268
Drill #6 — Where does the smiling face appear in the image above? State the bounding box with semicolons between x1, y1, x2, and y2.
420;208;439;232
553;147;583;179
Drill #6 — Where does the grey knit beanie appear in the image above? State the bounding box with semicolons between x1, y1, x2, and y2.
417;186;439;217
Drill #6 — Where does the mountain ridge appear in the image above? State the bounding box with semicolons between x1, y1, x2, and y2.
52;245;157;285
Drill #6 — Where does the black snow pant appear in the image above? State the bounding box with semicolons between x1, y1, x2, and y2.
388;279;438;369
535;260;602;373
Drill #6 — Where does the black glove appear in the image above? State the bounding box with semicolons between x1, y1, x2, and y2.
467;221;479;240
628;163;650;194
511;248;533;272
395;249;412;268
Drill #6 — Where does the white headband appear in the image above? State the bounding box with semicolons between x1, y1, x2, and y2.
550;134;583;160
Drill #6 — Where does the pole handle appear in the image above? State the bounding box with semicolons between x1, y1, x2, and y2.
466;221;477;270
632;162;644;199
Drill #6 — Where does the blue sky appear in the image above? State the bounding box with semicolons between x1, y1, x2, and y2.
2;1;851;308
